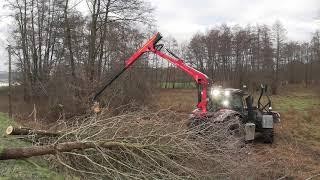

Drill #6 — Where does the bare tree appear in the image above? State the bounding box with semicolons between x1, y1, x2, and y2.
272;20;286;94
64;0;76;80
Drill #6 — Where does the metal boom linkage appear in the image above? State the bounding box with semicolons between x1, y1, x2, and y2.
93;32;209;113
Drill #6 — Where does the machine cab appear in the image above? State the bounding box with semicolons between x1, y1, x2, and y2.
207;87;247;114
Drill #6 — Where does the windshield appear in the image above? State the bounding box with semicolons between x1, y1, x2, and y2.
208;94;244;112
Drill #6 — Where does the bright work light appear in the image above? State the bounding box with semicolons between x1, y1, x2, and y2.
211;89;221;97
224;90;230;97
222;100;229;107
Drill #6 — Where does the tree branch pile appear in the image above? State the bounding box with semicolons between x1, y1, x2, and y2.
54;106;257;179
1;105;262;179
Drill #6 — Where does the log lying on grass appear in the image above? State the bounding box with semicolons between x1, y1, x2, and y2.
6;125;61;137
0;141;149;160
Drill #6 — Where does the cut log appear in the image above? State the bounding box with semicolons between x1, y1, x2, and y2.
0;141;151;160
6;125;60;137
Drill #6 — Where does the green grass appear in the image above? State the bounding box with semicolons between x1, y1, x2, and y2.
0;113;64;180
284;109;320;146
272;95;320;112
0;86;9;94
270;91;320;146
159;82;196;89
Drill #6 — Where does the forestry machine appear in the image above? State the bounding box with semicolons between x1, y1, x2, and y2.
93;32;281;143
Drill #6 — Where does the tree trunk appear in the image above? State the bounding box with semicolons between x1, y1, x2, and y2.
8;46;12;118
97;0;111;81
64;0;76;80
6;125;61;137
0;141;150;160
88;0;101;80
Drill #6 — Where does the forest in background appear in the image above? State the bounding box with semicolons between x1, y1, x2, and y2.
4;0;320;117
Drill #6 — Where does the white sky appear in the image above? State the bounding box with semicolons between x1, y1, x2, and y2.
150;0;320;41
0;0;319;71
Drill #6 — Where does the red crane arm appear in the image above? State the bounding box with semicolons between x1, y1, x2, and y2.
150;48;208;113
94;32;209;113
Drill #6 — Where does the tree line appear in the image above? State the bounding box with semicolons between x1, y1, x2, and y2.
183;22;320;93
5;0;320;116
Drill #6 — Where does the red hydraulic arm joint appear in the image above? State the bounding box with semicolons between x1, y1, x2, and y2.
93;32;209;113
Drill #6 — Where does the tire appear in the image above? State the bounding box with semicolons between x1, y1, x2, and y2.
262;128;274;143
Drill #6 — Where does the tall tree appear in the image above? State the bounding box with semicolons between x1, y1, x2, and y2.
272;20;286;94
64;0;76;80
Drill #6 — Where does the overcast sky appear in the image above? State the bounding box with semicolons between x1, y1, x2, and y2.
0;0;319;71
150;0;320;41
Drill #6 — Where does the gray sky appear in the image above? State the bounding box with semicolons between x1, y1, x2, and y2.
0;2;10;71
0;0;319;71
150;0;320;41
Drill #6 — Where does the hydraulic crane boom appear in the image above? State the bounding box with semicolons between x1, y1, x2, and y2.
93;32;209;113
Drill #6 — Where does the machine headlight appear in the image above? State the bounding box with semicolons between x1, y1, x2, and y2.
211;89;221;97
224;90;230;97
222;100;229;107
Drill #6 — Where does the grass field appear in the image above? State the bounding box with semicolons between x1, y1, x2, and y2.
0;113;63;180
159;82;196;89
